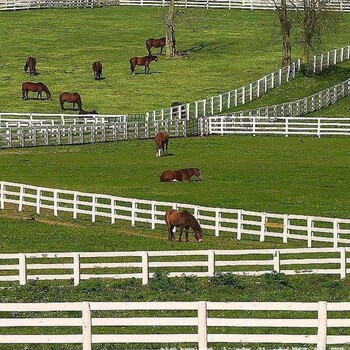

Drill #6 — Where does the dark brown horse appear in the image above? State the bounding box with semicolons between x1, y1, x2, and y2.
92;61;103;80
22;82;52;101
160;168;203;182
155;131;169;157
165;209;203;242
146;37;166;55
130;55;158;75
24;57;37;76
59;92;82;111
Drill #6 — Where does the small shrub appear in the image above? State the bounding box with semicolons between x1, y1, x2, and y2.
261;271;291;290
209;273;241;288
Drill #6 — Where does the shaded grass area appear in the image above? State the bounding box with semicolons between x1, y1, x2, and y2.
1;136;350;218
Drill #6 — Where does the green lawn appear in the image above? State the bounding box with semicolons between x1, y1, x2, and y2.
1;7;350;116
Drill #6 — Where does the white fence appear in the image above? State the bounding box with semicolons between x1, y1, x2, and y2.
2;181;350;248
0;300;350;348
144;61;301;121
0;0;102;10
309;44;350;74
0;118;187;148
226;77;350;120
117;0;350;11
0;247;349;287
206;116;350;137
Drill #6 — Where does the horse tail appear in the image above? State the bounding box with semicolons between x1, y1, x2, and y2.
21;83;26;99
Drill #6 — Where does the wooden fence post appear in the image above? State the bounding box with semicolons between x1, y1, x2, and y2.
307;217;313;248
237;209;242;240
19;253;27;286
82;302;92;350
197;301;208;350
0;182;4;210
340;247;347;279
207;250;215;277
316;301;327;350
273;250;280;273
141;252;149;285
73;253;81;286
260;213;266;242
333;219;339;248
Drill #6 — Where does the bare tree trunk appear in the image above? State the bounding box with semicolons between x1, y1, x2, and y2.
166;0;177;57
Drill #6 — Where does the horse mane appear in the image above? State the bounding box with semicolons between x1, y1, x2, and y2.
183;211;202;233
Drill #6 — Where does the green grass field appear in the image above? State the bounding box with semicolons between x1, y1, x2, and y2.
1;7;350;116
2;7;350;348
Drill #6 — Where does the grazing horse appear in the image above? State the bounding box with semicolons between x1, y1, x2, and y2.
22;82;52;101
24;57;37;76
79;109;98;115
155;131;169;157
59;92;82;111
92;61;103;80
146;37;166;55
165;209;203;242
160;168;203;182
130;55;158;75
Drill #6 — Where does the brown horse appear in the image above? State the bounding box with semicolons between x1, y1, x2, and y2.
92;61;103;80
59;92;82;111
24;57;37;76
160;168;203;182
155;131;169;157
165;209;203;242
146;37;166;55
130;55;158;75
22;82;52;101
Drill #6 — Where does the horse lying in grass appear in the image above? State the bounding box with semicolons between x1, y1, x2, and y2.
160;168;202;182
165;209;203;242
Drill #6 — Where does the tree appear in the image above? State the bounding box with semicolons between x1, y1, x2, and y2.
273;0;293;66
165;0;177;57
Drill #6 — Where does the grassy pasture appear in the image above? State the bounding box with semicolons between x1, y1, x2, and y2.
1;7;350;116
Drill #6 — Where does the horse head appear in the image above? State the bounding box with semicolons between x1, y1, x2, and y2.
151;55;159;62
194;229;203;242
194;168;203;181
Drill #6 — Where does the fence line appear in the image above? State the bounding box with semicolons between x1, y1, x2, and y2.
225;77;350;120
0;0;102;10
144;60;300;121
0;247;349;287
309;44;350;74
0;119;188;149
206;116;350;137
0;300;349;348
1;181;350;248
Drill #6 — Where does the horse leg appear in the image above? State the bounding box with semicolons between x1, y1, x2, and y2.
185;228;189;242
178;227;183;242
60;101;65;111
160;46;163;55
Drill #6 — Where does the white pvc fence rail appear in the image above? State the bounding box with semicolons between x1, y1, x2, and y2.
309;44;350;74
206;116;350;137
1;247;349;287
227;77;350;119
0;0;101;10
0;300;349;349
0;119;187;148
2;181;350;248
117;0;350;12
144;60;301;121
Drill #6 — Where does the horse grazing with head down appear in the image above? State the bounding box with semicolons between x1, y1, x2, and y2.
130;55;158;75
165;209;203;242
22;82;52;101
24;57;37;76
160;168;203;182
92;61;103;80
146;37;166;56
59;92;82;111
155;131;169;157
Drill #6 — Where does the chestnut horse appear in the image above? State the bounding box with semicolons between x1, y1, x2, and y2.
130;55;158;75
22;82;52;101
146;37;166;55
160;168;203;182
59;92;82;111
92;61;103;80
155;131;169;157
165;209;203;242
24;57;37;76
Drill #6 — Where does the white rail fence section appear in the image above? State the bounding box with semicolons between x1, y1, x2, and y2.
206;116;350;137
309;44;350;74
0;119;187;148
0;0;102;10
226;77;350;120
0;301;349;349
1;248;349;287
144;61;300;121
2;181;350;248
